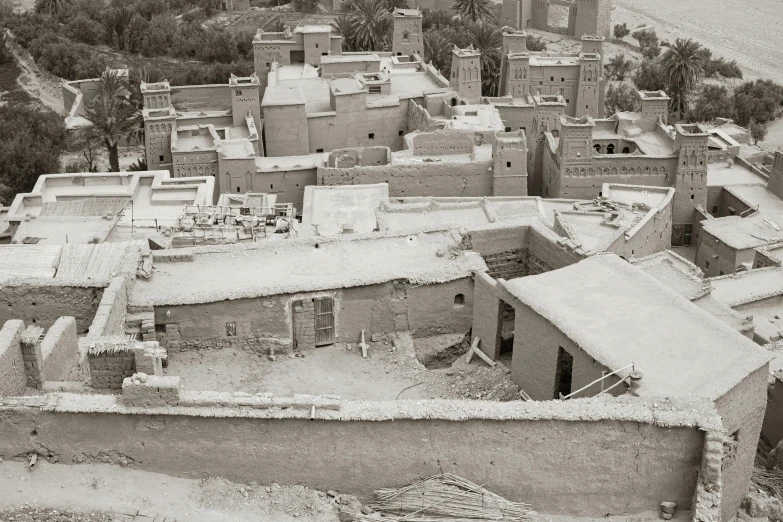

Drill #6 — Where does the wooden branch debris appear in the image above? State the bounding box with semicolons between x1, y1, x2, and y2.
465;337;496;367
360;329;368;358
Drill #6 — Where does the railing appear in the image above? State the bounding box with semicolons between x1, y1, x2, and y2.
559;363;635;400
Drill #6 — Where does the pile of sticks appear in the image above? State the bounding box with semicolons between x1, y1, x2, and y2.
351;473;537;521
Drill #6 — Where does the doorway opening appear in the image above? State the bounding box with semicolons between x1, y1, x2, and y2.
554;346;573;399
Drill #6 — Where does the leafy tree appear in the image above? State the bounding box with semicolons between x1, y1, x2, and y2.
331;13;359;51
0;104;67;204
127;158;148;171
526;34;546;52
292;0;319;12
340;0;393;52
69;128;102;172
421;8;453;30
612;23;629;40
632;59;665;92
0;31;12;65
101;6;147;53
749;119;768;144
468;22;501;96
64;13;102;45
452;0;493;24
140;13;177;57
0;0;13;26
199;29;239;63
686;85;733;123
632;28;659;59
199;0;222;16
382;0;408;10
83;71;138;172
604;53;633;82
660;38;705;118
732;79;783;126
604;83;638;115
34;0;74;15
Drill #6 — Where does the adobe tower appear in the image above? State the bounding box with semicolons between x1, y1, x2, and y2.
449;46;482;104
391;8;423;57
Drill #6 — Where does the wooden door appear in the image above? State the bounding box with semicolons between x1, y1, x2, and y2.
314;297;335;346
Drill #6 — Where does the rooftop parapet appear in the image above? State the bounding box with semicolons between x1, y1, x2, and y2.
229;73;260;87
140;81;171;94
638;90;670;102
393;7;422;17
452;45;481;58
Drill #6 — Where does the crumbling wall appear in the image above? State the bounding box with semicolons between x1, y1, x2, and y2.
467;225;531;279
19;337;43;389
88;351;135;390
528;225;586;274
87;277;128;338
411;130;474;156
41;317;81;383
407;99;434;132
0;320;26;396
0;396;713;517
714;364;770;522
472;272;502;360
0;285;103;334
763;373;783;448
318;160;495;198
406;278;474;338
692;430;723;522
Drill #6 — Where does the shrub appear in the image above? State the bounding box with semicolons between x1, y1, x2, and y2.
749;120;768;144
292;0;319;12
686;85;734;123
64;13;102;45
632;28;660;59
604;53;634;82
140;13;177;57
30;37;108;80
613;23;629;39
7;12;59;48
526;34;546;52
632;59;666;92
605;83;638;116
733;79;783;126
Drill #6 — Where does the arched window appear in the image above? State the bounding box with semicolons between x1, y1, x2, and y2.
594;144;601;153
622;146;630;153
454;294;465;308
606;144;615;154
450;98;457;107
402;31;410;42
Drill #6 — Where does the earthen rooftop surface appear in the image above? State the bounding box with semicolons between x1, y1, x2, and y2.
707;161;767;187
710;268;783;306
502;254;771;399
701;212;783;250
302;183;389;235
131;230;486;306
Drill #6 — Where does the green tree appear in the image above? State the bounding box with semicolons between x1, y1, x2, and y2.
344;0;393;52
632;28;659;59
83;71;138;172
101;6;147;53
660;37;705;118
452;0;493;24
140;13;177;57
34;0;74;15
686;85;733;123
749;119;768;144
468;22;501;96
424;29;452;76
604;83;638;115
604;53;634;82
0;104;67;204
64;13;102;45
331;13;359;51
612;23;629;39
732;79;783;126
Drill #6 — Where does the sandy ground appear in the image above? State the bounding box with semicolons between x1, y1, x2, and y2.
60;145;147;173
167;336;521;401
612;0;783;85
6;32;65;116
0;460;340;522
759;118;783;154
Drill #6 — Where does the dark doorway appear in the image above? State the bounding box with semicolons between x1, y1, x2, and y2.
290;50;305;64
554;346;573;399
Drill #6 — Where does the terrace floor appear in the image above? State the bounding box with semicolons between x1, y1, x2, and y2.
165;334;520;402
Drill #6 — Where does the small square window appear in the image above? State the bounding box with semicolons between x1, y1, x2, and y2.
159;155;164;162
566;99;570;103
266;62;271;67
399;130;404;136
155;324;166;333
550;76;554;81
505;127;511;132
226;321;237;337
561;77;564;82
316;148;324;153
506;162;511;168
368;133;375;139
705;260;710;269
712;206;718;214
586;105;589;109
315;43;319;48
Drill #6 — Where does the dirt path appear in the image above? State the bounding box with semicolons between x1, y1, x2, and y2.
4;30;65;115
0;460;341;522
613;0;783;84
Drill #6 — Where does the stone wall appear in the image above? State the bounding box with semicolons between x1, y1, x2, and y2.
0;395;717;518
41;317;81;383
0;285;103;335
0;320;26;396
88;351;136;390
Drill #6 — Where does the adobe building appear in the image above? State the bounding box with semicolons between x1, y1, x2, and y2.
500;0;611;39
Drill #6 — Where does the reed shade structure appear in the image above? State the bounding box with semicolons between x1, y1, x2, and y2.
353;473;537;521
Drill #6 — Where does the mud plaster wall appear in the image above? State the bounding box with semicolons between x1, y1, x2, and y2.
0;320;25;396
0;407;704;516
607;206;672;260
87;277;128;338
40;317;81;383
528;226;586;274
714;364;769;522
509;300;624;400
0;286;103;335
88;351;135;390
156;279;474;349
468;226;531;279
318;161;495;198
763;375;783;447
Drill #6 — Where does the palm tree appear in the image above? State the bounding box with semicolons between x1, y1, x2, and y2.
452;0;493;24
424;30;452;76
84;71;138;173
34;0;73;15
331;13;359;52
660;38;706;119
346;0;393;52
468;22;502;96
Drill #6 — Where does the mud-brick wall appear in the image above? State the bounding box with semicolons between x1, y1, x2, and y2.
0;403;706;517
0;286;103;334
467;225;531;280
482;250;529;279
87;277;128;337
528;226;586;275
0;320;26;396
19;340;43;389
88;351;135;390
714;364;770;522
41;317;81;383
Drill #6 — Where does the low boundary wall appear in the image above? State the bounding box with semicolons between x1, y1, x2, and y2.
0;394;721;518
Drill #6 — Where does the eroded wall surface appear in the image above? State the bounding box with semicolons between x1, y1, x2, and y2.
0;286;103;334
0;397;709;517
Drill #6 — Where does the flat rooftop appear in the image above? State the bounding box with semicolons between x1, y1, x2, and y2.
707;161;767;187
724;184;783;213
302;183;389;236
701;212;783;250
502;254;771;399
710;268;783;307
131;230;487;306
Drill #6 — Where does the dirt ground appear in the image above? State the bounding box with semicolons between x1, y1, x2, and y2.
5;32;65;116
60;145;147;174
0;460;340;522
612;0;783;85
166;333;522;401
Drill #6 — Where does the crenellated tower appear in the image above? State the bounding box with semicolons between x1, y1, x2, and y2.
449;46;482;103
